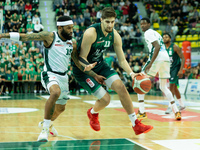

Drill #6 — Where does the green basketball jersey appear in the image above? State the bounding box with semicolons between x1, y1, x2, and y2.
76;23;114;68
166;43;181;69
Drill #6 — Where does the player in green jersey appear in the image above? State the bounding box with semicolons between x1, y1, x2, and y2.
163;33;186;114
72;7;153;135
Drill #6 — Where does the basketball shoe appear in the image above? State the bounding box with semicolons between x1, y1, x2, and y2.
136;110;147;119
178;106;186;111
175;112;181;120
132;119;153;135
37;128;49;142
87;107;100;131
38;121;58;136
165;107;172;114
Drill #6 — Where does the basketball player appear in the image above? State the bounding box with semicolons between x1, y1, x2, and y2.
0;16;101;142
72;7;153;135
163;33;186;114
136;18;181;120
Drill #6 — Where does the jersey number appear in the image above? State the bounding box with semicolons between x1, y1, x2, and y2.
104;41;110;47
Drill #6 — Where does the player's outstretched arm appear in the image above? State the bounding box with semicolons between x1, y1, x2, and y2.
0;31;54;47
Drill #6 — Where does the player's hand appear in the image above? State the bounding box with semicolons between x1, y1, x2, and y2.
94;74;106;85
177;70;183;78
131;72;145;81
144;63;152;74
84;62;97;72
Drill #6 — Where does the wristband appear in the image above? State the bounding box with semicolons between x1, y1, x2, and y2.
129;72;134;76
9;32;20;41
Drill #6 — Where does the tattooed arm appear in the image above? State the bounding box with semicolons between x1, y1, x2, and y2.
0;31;54;48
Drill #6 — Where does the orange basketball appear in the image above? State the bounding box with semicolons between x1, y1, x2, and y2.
132;75;151;94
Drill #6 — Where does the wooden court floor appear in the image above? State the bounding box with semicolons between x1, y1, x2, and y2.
0;92;200;150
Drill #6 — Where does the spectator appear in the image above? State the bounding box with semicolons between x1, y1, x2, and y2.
5;22;13;32
35;68;42;93
164;22;172;34
5;10;12;22
86;0;94;12
72;15;78;25
125;49;132;62
195;19;200;34
26;21;34;34
63;9;70;16
4;45;12;56
35;9;41;18
10;13;19;26
53;0;63;11
171;22;178;37
18;14;26;28
5;69;13;94
26;15;32;24
90;8;96;18
10;41;17;55
56;7;64;18
121;1;129;22
0;2;4;9
79;22;86;32
133;62;140;73
25;2;32;11
135;29;142;43
96;9;102;22
25;10;32;18
150;9;160;24
4;2;11;11
94;2;101;12
18;3;25;14
33;21;44;33
69;2;76;15
32;14;40;25
83;8;91;20
29;67;36;93
0;42;6;53
119;0;125;9
129;2;138;25
77;14;85;25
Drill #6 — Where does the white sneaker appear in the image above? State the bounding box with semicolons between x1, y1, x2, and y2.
165;107;172;114
37;128;49;142
178;106;186;111
38;121;58;137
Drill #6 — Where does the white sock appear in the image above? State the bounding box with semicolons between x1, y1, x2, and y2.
43;119;51;130
168;103;171;107
50;121;54;126
171;102;179;113
139;102;145;114
91;108;98;114
177;98;184;107
128;112;137;127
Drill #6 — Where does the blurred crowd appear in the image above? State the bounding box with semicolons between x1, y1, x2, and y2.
0;0;199;95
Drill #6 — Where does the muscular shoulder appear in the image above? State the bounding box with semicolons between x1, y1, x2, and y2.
83;27;97;43
173;43;179;52
113;29;121;43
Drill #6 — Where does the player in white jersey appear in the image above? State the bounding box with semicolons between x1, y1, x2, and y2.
0;16;103;142
136;18;181;120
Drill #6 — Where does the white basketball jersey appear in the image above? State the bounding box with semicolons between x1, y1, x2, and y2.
144;29;169;61
44;31;73;73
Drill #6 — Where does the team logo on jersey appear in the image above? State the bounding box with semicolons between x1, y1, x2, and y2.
56;40;61;43
109;35;112;40
86;78;95;88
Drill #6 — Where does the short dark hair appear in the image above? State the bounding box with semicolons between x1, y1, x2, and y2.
101;7;117;19
57;16;72;22
163;33;171;39
140;17;150;23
